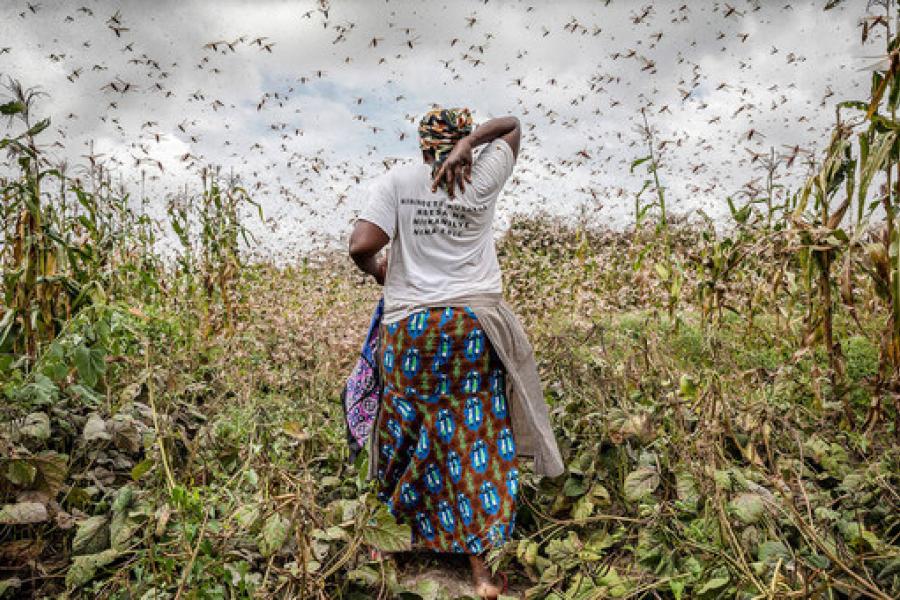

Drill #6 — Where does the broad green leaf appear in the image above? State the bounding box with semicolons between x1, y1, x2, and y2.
111;485;134;514
67;384;103;405
14;373;58;406
72;515;110;556
563;475;588;497
596;566;629;596
73;345;105;388
361;505;411;553
5;460;37;487
675;471;699;512
758;540;791;563
517;539;539;566
572;495;594;520
131;458;154;481
233;504;261;529
695;576;729;596
258;512;291;557
65;549;119;589
624;467;659;503
669;579;686;600
110;510;141;552
728;493;765;525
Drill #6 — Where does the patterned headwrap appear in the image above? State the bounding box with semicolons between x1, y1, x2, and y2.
418;107;474;194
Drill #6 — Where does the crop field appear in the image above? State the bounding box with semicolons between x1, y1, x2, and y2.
2;1;900;599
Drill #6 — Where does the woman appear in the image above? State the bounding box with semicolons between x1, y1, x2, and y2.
349;107;564;599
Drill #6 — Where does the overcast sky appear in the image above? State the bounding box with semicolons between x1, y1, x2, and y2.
0;0;886;257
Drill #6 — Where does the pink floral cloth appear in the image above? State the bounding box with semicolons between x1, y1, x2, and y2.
341;297;384;460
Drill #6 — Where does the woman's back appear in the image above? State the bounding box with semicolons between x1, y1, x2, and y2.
359;138;516;323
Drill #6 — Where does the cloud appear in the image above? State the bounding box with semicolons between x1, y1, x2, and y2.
0;0;882;257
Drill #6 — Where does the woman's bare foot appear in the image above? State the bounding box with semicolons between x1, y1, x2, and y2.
469;555;502;599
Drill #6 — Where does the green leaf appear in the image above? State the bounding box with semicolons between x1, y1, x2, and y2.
595;566;629;596
0;578;22;598
73;344;94;387
572;495;594;520
678;375;697;399
803;552;830;570
25;118;50;137
73;345;105;388
758;540;791;563
361;505;411;553
347;565;381;586
72;515;110;556
20;412;50;441
258;512;291;557
67;384;102;405
131;458;154;481
695;576;729;596
111;485;134;514
630;156;651;173
563;475;588;497
655;263;670;281
5;460;37;487
624;467;659;503
675;473;699;513
728;493;766;525
109;508;141;552
14;373;58;406
233;504;261;529
65;549;120;589
517;540;539;566
0;101;24;115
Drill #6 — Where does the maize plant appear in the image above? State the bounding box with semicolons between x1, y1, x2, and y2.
824;6;900;427
168;167;261;338
1;79;152;366
0;82;75;361
631;107;683;321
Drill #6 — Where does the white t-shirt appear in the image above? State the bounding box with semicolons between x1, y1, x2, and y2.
358;138;516;324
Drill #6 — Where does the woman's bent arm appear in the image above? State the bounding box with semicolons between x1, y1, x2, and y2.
431;116;521;195
349;220;389;285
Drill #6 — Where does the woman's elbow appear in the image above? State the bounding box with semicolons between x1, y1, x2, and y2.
348;227;369;261
348;235;362;261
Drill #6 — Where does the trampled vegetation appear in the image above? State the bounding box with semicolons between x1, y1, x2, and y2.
3;10;900;600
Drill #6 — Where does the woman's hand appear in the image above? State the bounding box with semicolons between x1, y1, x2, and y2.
432;137;473;198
